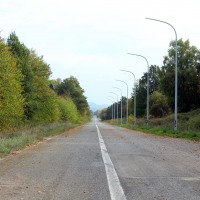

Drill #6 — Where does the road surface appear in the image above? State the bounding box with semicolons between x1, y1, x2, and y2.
0;118;200;199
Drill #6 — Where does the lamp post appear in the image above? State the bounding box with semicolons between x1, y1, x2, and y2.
120;69;137;126
127;53;149;127
113;87;123;125
116;80;129;124
107;98;114;121
108;96;115;122
145;17;178;131
109;92;119;124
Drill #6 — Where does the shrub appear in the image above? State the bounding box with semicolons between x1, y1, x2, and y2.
57;96;79;123
150;91;170;117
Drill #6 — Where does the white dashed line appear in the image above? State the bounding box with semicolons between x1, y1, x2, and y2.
96;124;127;200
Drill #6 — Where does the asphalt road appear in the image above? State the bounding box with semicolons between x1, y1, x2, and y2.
0;118;200;200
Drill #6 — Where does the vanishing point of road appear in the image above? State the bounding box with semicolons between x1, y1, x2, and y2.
0;117;200;199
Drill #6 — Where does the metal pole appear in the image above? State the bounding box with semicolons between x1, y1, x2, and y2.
127;53;149;127
120;69;137;126
145;17;178;131
113;87;123;125
109;92;119;124
116;80;129;124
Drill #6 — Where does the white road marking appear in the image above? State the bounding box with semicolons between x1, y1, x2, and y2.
96;124;127;200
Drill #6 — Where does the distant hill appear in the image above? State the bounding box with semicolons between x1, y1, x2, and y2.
89;102;108;112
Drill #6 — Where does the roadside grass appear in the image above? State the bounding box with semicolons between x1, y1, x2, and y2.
107;109;200;141
0;122;80;157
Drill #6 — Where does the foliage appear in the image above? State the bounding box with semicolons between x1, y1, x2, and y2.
49;78;62;91
98;108;107;120
149;91;170;117
7;32;34;119
99;96;127;121
0;122;78;157
160;39;200;112
6;33;62;124
57;96;79;123
117;109;200;141
0;32;90;133
135;65;160;117
57;76;90;115
27;50;60;123
0;38;24;130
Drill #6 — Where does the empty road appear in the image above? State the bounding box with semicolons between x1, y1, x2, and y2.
0;118;200;199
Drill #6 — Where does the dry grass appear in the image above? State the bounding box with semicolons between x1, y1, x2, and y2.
0;122;79;157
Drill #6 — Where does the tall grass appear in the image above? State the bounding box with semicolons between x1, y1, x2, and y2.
0;122;79;157
109;109;200;141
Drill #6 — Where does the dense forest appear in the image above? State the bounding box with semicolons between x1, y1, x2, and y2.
0;32;90;132
99;39;200;121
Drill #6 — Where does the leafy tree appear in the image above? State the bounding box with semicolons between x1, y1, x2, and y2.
98;108;108;121
7;32;34;119
28;50;59;123
160;39;200;112
100;96;127;121
149;91;170;117
0;38;24;130
106;106;113;120
57;96;79;123
7;33;59;123
49;78;62;92
57;76;89;115
135;82;146;117
135;65;160;117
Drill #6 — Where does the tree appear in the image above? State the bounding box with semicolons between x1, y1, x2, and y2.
134;65;160;117
160;39;200;112
98;108;108;121
28;50;59;123
7;32;34;119
57;76;89;115
0;38;24;130
7;33;60;123
149;91;170;117
57;96;79;123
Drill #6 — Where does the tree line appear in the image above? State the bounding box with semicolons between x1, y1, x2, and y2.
0;32;90;131
99;39;200;120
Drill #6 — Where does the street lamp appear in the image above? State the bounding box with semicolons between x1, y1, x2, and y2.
116;80;129;124
109;92;119;124
120;69;137;126
108;96;115;121
145;17;178;131
127;53;149;127
107;98;114;121
113;87;123;125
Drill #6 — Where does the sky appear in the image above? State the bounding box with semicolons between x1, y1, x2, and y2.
0;0;200;106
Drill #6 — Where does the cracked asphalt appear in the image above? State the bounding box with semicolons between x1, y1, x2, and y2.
0;119;199;200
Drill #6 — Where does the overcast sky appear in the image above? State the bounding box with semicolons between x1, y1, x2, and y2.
0;0;200;105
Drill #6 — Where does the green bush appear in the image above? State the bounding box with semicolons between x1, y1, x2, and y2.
149;91;170;117
31;89;60;123
57;96;79;123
